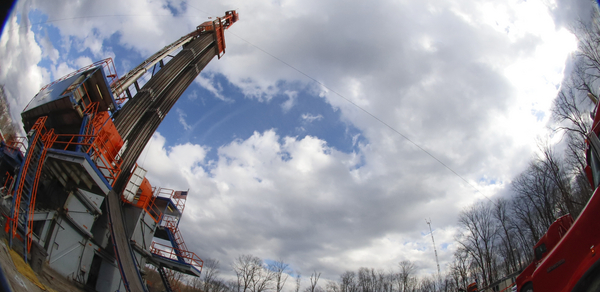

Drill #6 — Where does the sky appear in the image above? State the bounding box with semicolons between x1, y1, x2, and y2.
0;0;595;285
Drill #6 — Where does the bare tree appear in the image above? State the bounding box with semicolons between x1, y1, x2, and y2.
309;271;321;292
326;281;340;292
164;269;185;292
398;260;416;292
252;268;274;292
449;249;470;291
199;259;221;292
573;16;600;86
340;271;358;292
493;198;520;276
511;159;561;243
269;259;290;292
295;274;302;292
416;276;436;292
537;143;577;216
232;255;262;292
357;267;374;292
456;202;499;287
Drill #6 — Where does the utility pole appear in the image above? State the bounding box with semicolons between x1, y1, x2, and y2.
426;218;442;288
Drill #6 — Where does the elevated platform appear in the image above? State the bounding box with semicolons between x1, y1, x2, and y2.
151;254;201;277
22;65;118;134
149;242;202;277
45;149;111;195
154;196;182;218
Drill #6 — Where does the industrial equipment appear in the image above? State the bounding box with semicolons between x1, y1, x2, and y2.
0;10;238;292
514;93;600;291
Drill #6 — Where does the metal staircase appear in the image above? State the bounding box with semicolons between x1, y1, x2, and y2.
163;216;187;262
157;266;175;292
9;116;56;262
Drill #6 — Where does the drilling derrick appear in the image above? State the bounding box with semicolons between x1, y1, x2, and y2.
0;10;238;292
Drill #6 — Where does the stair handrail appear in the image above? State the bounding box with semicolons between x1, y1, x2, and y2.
150;241;204;272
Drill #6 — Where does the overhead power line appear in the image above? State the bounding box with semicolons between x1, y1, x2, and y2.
227;31;494;204
5;6;495;204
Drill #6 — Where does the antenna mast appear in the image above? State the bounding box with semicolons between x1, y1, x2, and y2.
426;218;442;284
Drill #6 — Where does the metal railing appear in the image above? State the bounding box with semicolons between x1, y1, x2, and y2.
5;137;28;157
154;188;186;214
144;194;163;224
52;132;123;186
150;241;204;272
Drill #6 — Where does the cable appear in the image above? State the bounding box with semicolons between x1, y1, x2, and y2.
227;31;495;204
5;5;495;203
185;3;213;17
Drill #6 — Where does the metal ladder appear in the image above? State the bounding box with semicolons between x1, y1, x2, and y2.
9;117;54;262
157;266;175;292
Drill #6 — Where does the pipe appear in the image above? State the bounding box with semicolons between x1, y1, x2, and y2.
112;35;194;96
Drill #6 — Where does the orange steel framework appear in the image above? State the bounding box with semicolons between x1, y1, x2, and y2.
2;172;12;190
197;10;238;58
9;116;56;255
9;108;125;254
26;127;56;254
162;216;188;252
123;172;163;224
150;241;204;271
4;137;26;157
52;129;124;187
148;186;203;277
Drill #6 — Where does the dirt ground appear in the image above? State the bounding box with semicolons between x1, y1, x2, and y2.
0;239;88;292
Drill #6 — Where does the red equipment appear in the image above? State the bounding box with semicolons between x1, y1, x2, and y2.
197;10;239;58
515;100;600;291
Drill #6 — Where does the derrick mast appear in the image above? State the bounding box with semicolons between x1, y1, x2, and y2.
111;9;239;195
1;10;238;292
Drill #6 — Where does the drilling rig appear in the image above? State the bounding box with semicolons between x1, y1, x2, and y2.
0;10;238;292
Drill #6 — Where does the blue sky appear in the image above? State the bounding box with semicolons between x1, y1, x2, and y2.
164;72;365;160
24;6;366;162
0;0;593;285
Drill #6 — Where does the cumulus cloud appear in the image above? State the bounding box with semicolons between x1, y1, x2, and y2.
281;90;297;112
140;128;482;278
39;31;59;63
195;73;228;101
0;3;49;126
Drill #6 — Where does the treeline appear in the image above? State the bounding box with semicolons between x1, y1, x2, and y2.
145;256;294;292
451;14;600;289
145;256;461;292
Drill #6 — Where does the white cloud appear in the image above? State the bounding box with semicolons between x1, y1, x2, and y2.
74;56;94;69
281;90;297;112
301;113;323;123
138;132;209;189
176;108;192;131
0;5;49;127
39;31;59;64
52;62;76;80
195;73;228;101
